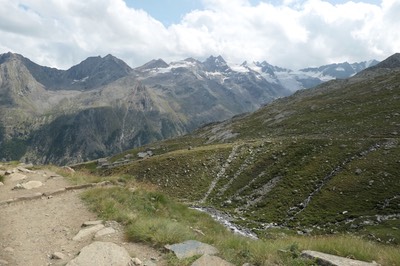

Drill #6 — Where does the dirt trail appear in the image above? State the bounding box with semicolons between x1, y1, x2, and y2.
0;164;164;266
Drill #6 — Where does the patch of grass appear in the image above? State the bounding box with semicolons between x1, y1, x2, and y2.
0;174;4;183
127;217;195;245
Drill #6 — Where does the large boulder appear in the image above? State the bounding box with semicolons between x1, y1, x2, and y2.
301;250;379;266
165;240;219;259
66;241;132;266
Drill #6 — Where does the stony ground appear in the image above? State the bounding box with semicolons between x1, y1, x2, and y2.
0;164;165;266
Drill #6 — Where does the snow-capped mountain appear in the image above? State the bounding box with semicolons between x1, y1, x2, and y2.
139;56;379;93
134;55;291;126
238;59;379;92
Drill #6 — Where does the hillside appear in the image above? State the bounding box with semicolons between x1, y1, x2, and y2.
86;53;400;245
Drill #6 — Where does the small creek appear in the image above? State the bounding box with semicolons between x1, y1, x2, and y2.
191;206;258;239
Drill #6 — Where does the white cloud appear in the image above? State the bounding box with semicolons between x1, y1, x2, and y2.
0;0;398;69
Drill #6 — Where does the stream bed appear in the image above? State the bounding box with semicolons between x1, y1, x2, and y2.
191;206;258;239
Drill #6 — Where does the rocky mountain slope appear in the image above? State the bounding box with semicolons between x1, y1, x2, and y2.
0;52;377;165
89;53;400;243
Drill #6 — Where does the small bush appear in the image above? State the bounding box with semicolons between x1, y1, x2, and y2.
0;174;4;182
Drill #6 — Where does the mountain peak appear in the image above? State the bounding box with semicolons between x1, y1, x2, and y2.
372;53;400;69
63;55;132;89
183;57;200;64
0;52;24;64
205;55;226;64
136;59;169;71
203;55;230;72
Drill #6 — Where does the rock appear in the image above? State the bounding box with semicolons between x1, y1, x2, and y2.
21;180;43;190
4;170;14;175
191;255;234;266
131;257;142;265
72;224;105;241
355;168;363;175
12;184;24;190
51;252;66;260
82;220;104;227
165;240;219;259
17;167;35;173
0;259;9;265
62;166;75;173
94;227;116;239
66;241;132;266
301;250;379;266
0;182;3;186
8;173;27;181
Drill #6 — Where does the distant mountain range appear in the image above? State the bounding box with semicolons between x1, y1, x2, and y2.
133;55;379;92
0;52;378;164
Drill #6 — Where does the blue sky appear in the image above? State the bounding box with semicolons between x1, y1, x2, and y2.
0;0;398;69
124;0;203;25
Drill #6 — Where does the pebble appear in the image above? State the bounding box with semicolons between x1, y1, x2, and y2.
131;257;142;265
51;252;66;260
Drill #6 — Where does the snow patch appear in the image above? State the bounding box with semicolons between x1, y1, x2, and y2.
72;76;89;84
229;64;249;73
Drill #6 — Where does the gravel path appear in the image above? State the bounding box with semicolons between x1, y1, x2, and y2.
0;164;164;266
